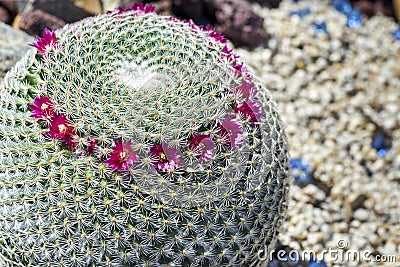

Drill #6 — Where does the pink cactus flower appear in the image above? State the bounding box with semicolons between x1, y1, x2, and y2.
233;79;259;100
150;143;181;172
86;138;98;155
64;134;80;151
106;7;127;15
46;114;74;139
27;96;56;121
234;101;263;124
188;134;216;162
29;28;58;55
205;25;227;44
130;3;155;14
233;61;244;76
216;116;244;148
221;45;238;62
184;19;198;30
105;140;138;171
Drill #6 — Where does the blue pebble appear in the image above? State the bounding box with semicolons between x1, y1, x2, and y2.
377;148;389;158
371;131;390;158
313;21;328;35
347;9;362;28
332;0;352;15
289;8;312;18
393;28;400;40
290;158;313;186
267;254;300;267
309;257;328;267
267;259;280;267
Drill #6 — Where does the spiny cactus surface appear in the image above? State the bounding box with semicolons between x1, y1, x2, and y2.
0;5;290;267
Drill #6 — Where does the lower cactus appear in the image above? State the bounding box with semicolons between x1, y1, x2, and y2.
0;5;290;267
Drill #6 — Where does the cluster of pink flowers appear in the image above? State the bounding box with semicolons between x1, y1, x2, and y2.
106;2;155;16
204;25;262;124
28;95;247;172
197;23;246;77
28;96;96;152
27;10;264;174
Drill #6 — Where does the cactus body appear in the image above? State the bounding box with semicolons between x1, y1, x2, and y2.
0;8;290;267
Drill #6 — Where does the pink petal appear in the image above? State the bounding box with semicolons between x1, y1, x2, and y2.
233;79;259;100
234;101;263;123
105;140;138;171
29;28;58;55
28;96;56;121
217;116;244;148
150;143;181;172
188;134;215;162
46;114;74;139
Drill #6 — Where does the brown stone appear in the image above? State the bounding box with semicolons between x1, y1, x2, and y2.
31;0;93;23
74;0;103;14
248;0;282;8
350;0;394;18
172;0;206;23
0;0;17;14
151;0;173;16
203;0;267;48
352;1;374;17
0;0;17;24
0;6;10;24
19;9;66;36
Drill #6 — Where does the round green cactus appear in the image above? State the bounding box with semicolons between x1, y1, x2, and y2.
0;5;290;267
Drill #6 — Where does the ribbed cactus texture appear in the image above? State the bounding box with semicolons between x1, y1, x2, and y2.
0;7;290;267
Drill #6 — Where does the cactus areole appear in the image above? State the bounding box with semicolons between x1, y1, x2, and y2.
0;5;290;267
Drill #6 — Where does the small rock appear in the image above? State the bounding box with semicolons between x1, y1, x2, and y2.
380;241;397;255
30;0;93;23
0;22;34;82
352;208;370;222
350;193;368;210
101;0;121;12
19;9;66;36
371;129;391;157
309;257;328;267
74;0;103;14
292;221;308;240
392;28;400;40
289;7;312;18
0;6;9;24
249;0;282;8
172;0;207;24
307;232;323;244
203;0;267;47
0;0;18;15
150;0;173;16
347;9;362;28
290;158;314;187
351;235;368;249
313;21;329;35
